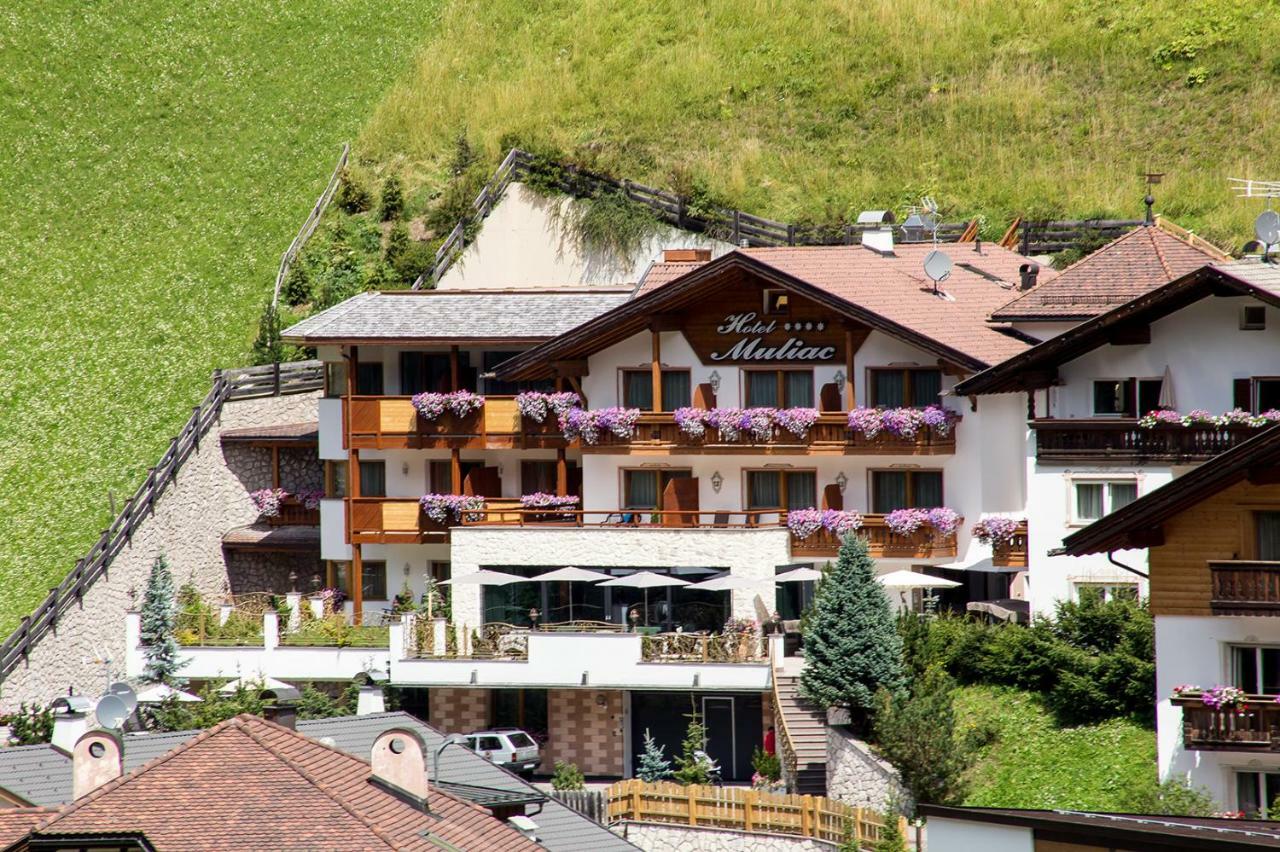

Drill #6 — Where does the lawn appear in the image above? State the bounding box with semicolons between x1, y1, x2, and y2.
957;685;1156;811
0;0;438;633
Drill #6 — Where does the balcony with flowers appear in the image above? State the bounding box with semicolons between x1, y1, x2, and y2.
785;507;962;559
568;404;959;456
1171;684;1280;752
249;488;323;526
973;517;1028;568
1033;408;1280;464
344;390;573;450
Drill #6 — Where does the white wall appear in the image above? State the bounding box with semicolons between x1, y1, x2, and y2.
436;183;733;290
925;817;1032;852
1156;615;1280;810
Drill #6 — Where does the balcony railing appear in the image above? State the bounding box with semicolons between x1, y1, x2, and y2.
789;515;959;559
266;497;320;527
1210;561;1280;615
991;522;1029;568
1173;694;1280;751
585;413;956;455
1033;419;1259;463
347;497;449;544
344;395;565;450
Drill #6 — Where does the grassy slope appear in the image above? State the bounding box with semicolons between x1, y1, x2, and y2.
362;0;1280;245
957;686;1155;810
0;1;438;633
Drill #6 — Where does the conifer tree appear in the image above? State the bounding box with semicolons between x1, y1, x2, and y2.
800;535;905;712
637;728;672;782
140;554;185;685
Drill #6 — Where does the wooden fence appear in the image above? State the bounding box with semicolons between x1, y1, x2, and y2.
0;361;323;683
272;143;350;307
998;216;1145;255
550;789;607;823
605;779;903;846
412;148;975;290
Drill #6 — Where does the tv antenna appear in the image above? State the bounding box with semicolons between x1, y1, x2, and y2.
1232;178;1280;260
914;197;951;293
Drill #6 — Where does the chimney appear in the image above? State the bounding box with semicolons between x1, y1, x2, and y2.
72;729;122;799
508;814;540;842
355;670;388;716
861;227;894;256
50;695;93;753
662;248;711;263
370;728;428;802
258;686;300;730
1018;263;1039;290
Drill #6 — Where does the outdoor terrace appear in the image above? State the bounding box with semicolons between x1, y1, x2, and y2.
1033;420;1259;464
344;395;566;450
1172;692;1280;752
1210;561;1280;615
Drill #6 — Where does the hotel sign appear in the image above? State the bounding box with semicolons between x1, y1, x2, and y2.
709;313;839;362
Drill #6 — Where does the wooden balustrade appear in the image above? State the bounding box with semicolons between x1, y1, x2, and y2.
346;498;449;544
266;497;320;527
789;515;959;559
1210;561;1280;615
344;395;566;450
1033;420;1260;464
1174;695;1280;751
585;412;956;455
991;522;1029;568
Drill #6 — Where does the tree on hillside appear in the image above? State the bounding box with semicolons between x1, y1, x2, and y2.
140;554;185;686
250;301;284;366
800;535;905;715
873;666;970;813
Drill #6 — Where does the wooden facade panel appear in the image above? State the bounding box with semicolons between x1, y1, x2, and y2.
679;277;846;366
379;399;418;434
483;398;521;433
381;500;422;532
1150;481;1280;616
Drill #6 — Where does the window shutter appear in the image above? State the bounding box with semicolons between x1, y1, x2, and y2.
1234;378;1253;411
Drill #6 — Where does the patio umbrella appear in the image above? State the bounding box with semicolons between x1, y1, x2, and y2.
687;573;764;591
599;571;690;627
135;683;201;703
1158;365;1175;410
439;569;526;586
774;567;825;583
877;569;961;589
218;675;294;695
531;566;610;622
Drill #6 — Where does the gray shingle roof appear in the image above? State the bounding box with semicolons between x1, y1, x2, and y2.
282;290;633;343
0;713;635;852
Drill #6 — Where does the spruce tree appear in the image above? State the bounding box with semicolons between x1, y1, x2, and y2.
800;535;905;712
637;728;672;782
872;666;969;811
140;554;185;686
671;704;711;785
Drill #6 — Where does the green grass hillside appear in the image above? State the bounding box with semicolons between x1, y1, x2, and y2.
0;1;438;633
363;0;1280;245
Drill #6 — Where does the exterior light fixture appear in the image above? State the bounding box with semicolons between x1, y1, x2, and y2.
710;471;724;492
581;671;590;686
835;472;848;493
470;669;478;684
833;370;845;387
595;694;607;708
708;370;721;394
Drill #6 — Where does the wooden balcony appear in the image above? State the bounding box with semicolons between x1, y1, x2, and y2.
344;396;566;450
585;413;956;455
991;522;1029;568
346;498;449;544
1033;419;1258;464
788;515;959;560
1173;695;1280;751
265;497;320;527
459;508;775;529
1210;561;1280;615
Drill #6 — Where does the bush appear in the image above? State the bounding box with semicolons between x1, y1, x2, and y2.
752;746;780;782
3;703;53;745
281;261;312;307
335;166;372;214
390;239;436;286
384;222;410;267
379;174;405;221
1116;777;1217;816
873;667;970;813
551;760;585;791
313;251;366;311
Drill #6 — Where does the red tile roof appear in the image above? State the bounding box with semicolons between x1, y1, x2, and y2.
0;808;55;847
22;715;539;851
638;242;1053;366
989;223;1227;322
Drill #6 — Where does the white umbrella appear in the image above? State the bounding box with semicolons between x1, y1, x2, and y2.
218;675;294;694
531;566;610;622
1158;365;1175;410
135;683;201;704
599;571;690;627
775;567;824;583
877;569;961;589
687;574;763;591
440;569;526;586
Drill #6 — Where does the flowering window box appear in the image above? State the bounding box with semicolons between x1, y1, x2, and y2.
1171;690;1280;751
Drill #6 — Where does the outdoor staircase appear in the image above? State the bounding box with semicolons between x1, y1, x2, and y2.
773;673;828;796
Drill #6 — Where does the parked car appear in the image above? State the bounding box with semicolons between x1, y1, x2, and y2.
463;728;541;774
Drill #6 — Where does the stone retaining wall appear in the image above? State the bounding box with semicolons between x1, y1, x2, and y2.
612;822;837;852
0;391;321;711
825;726;909;813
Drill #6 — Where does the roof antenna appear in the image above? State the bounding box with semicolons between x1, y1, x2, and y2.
918;197;951;295
1143;172;1163;225
1232;178;1280;263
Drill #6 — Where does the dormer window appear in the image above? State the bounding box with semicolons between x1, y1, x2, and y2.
762;289;790;315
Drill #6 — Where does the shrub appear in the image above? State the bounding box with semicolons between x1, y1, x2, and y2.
751;746;780;782
140;553;185;686
637;728;672;782
801;535;905;715
313;251;366;311
4;703;53;745
551;760;585;791
281;261;312;307
250;301;284;366
391;239;436;286
1117;777;1217;816
335;166;372;214
379;173;405;221
873;667;970;813
384;222;410;267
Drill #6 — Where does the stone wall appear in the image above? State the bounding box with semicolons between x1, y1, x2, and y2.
0;391;321;711
612;822;838;852
543;688;624;776
225;551;324;595
825;726;909;813
428;687;491;734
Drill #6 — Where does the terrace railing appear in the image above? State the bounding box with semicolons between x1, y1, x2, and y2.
0;361;323;683
344;395;565;450
1173;694;1280;751
1033;419;1260;464
1210;561;1280;615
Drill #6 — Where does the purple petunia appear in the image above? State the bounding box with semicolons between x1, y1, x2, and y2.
419;493;487;524
249;487;289;517
972;517;1023;546
846;405;957;439
411;390;485;421
515;391;582;423
559;407;641;444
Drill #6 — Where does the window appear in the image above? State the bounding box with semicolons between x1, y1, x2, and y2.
325;461;347;498
358;461;386;498
1242;305;1267;330
623;469;692;509
621;369;692;410
335;560;387;601
400;352;452;395
429;561;451;585
869;368;943;408
1237;770;1280;818
870;470;943;513
1091;378;1163;417
1232;645;1280;695
744;370;814;408
763;289;790;315
1073;583;1138;604
1259;512;1280;560
492;690;547;737
746;470;817;510
355;363;384;396
1257;378;1280;413
325;362;347;399
1071;479;1137;523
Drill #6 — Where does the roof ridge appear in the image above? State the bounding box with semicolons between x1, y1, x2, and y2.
1147;225;1173;279
236;716;402;850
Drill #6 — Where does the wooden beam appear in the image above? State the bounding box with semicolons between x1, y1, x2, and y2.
351;544;364;625
1127;527;1165;549
651;330;663;412
449;345;460;392
556;448;568;497
552;359;590;378
450;448;462;495
1027;391;1037;420
566;375;587;407
1105;323;1151;346
649;315;683;332
1248;465;1280;486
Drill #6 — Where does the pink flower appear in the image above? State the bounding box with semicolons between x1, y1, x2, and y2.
250;488;288;517
419;493;487;523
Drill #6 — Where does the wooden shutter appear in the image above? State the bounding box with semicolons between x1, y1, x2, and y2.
1235;378;1253;412
822;483;843;512
661;477;700;527
818;382;842;413
692;382;717;410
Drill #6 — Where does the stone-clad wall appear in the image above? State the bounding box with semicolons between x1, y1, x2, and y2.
0;392;321;711
428;687;491;734
225;551;324;595
825;726;909;812
543;688;624;776
612;823;838;852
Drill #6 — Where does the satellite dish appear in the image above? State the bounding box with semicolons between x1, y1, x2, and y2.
94;694;129;730
923;250;953;284
108;682;137;716
1255;210;1280;246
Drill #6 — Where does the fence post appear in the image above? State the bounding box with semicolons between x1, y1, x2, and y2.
800;793;810;836
743;789;755;832
687;785;698;826
273;362;282;396
631;779;641;822
787;224;796;246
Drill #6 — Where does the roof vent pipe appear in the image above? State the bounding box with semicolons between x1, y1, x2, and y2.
1018;263;1039;290
50;696;93;754
259;686;301;730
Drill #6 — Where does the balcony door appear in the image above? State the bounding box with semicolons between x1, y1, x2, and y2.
1258;512;1280;560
